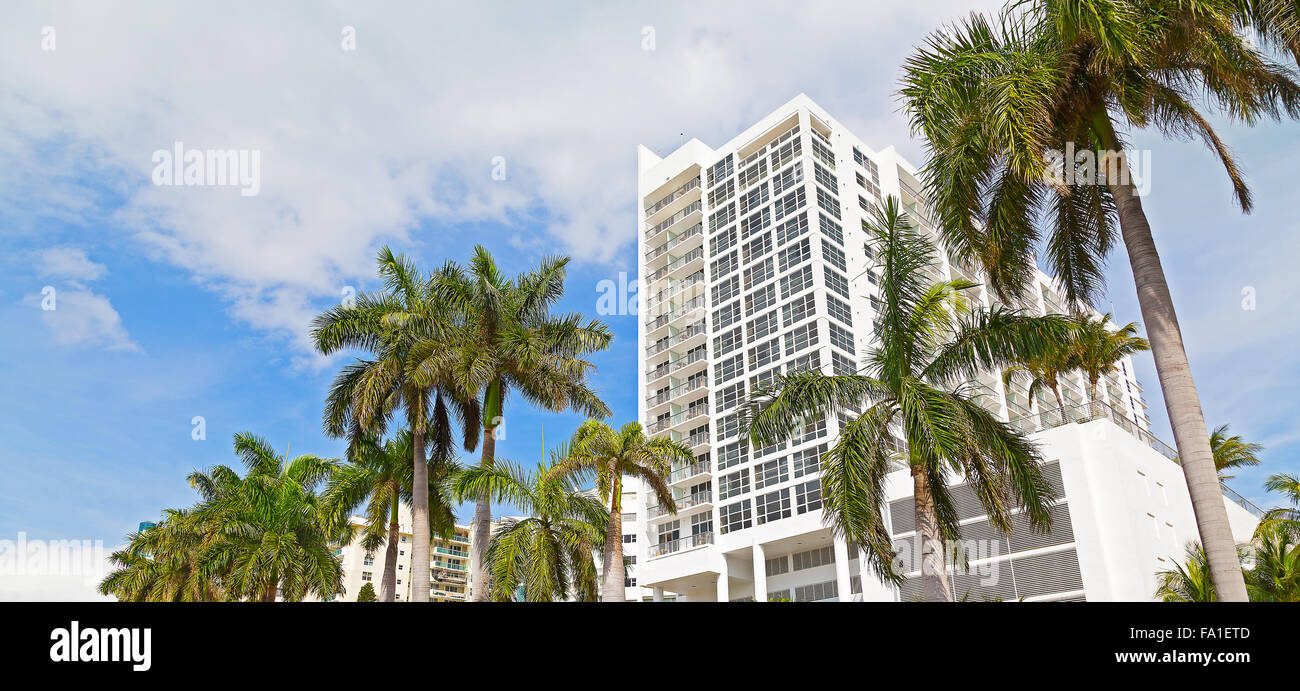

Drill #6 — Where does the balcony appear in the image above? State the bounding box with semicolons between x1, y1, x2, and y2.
645;200;702;244
650;531;714;558
435;546;468;558
645;376;708;410
668;459;711;485
645;271;705;313
645;320;707;359
1010;401;1266;518
646;404;709;435
645;296;707;338
648;490;713;520
645;223;703;264
644;176;701;221
649;247;704;283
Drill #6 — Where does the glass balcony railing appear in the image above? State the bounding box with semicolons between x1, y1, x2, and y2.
645;223;703;262
645;320;707;359
646;377;708;408
668;460;711;483
644;177;701;218
645;200;702;241
649;247;704;282
648;490;712;518
650;531;714;558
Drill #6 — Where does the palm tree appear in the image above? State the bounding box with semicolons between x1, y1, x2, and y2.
186;432;344;602
325;430;461;602
99;510;224;602
312;247;480;603
1155;541;1220;602
1208;424;1264;481
1244;523;1300;601
1001;346;1075;422
744;198;1076;601
453;458;608;602
429;246;612;601
548;419;691;601
1072;313;1149;405
899;0;1300;601
1262;472;1300;533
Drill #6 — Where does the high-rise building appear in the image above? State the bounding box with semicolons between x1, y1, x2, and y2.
635;94;1260;602
325;505;472;602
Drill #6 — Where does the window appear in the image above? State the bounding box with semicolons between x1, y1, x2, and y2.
719;470;750;500
713;327;742;357
710;251;738;280
718;413;742;440
747;309;779;341
770;136;802;169
771;161;803;195
813;161;836;192
829;322;855;355
741;209;773;243
709;203;735;233
784;321;819;356
361;572;373;582
819;213;844;246
824;268;850;299
782;292;816;327
738;158;768;190
788;350;821;374
712;276;739;306
753;458;789;490
794;580;838;602
363;555;374;566
823;242;847;273
742;231;772;262
832;351;856;376
778;238;811;272
707;154;734;186
719;500;752;534
772;187;806;221
715;354;744;384
826;294;852;326
623;534;637;543
811;137;835;169
792;444;827;477
780;265;814;299
816;186;841;220
748;338;781;370
712;225;737;253
717;441;748;470
746;284;777;314
743;257;774;289
792;545;834;570
692;512;713;535
707;178;735;207
775;213;809;247
793;417;827;445
739;181;769;214
765;555;789;577
749;367;780;391
713;300;741;330
716;382;745;413
755;488;792;525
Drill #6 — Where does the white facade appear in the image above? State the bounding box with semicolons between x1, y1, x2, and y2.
326;505;472;602
635;94;1257;602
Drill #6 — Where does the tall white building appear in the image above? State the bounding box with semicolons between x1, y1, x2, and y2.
635;94;1260;602
324;505;472;602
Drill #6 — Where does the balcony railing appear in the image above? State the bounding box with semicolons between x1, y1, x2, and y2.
646;377;708;408
645;295;706;331
644;176;701;218
435;546;469;558
646;271;705;312
650;531;714;558
649;247;705;282
668;460;711;483
646;405;709;435
645;223;703;262
1011;401;1267;518
648;490;713;518
645;200;702;240
645;320;707;359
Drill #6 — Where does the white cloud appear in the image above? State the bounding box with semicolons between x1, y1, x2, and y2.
37;246;107;281
28;287;140;353
0;1;994;355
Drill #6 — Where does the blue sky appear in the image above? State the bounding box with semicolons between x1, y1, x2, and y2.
2;1;1297;597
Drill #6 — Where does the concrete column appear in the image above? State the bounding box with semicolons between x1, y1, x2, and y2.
652;587;664;602
715;555;730;602
752;542;767;602
833;538;853;602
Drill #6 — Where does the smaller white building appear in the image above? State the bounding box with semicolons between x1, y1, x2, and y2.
324;505;472;602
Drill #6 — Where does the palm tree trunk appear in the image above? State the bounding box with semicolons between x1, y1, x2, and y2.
1051;384;1067;424
470;423;495;602
380;493;400;602
912;467;953;602
262;584;278;602
602;472;626;602
410;402;432;603
1092;111;1248;602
